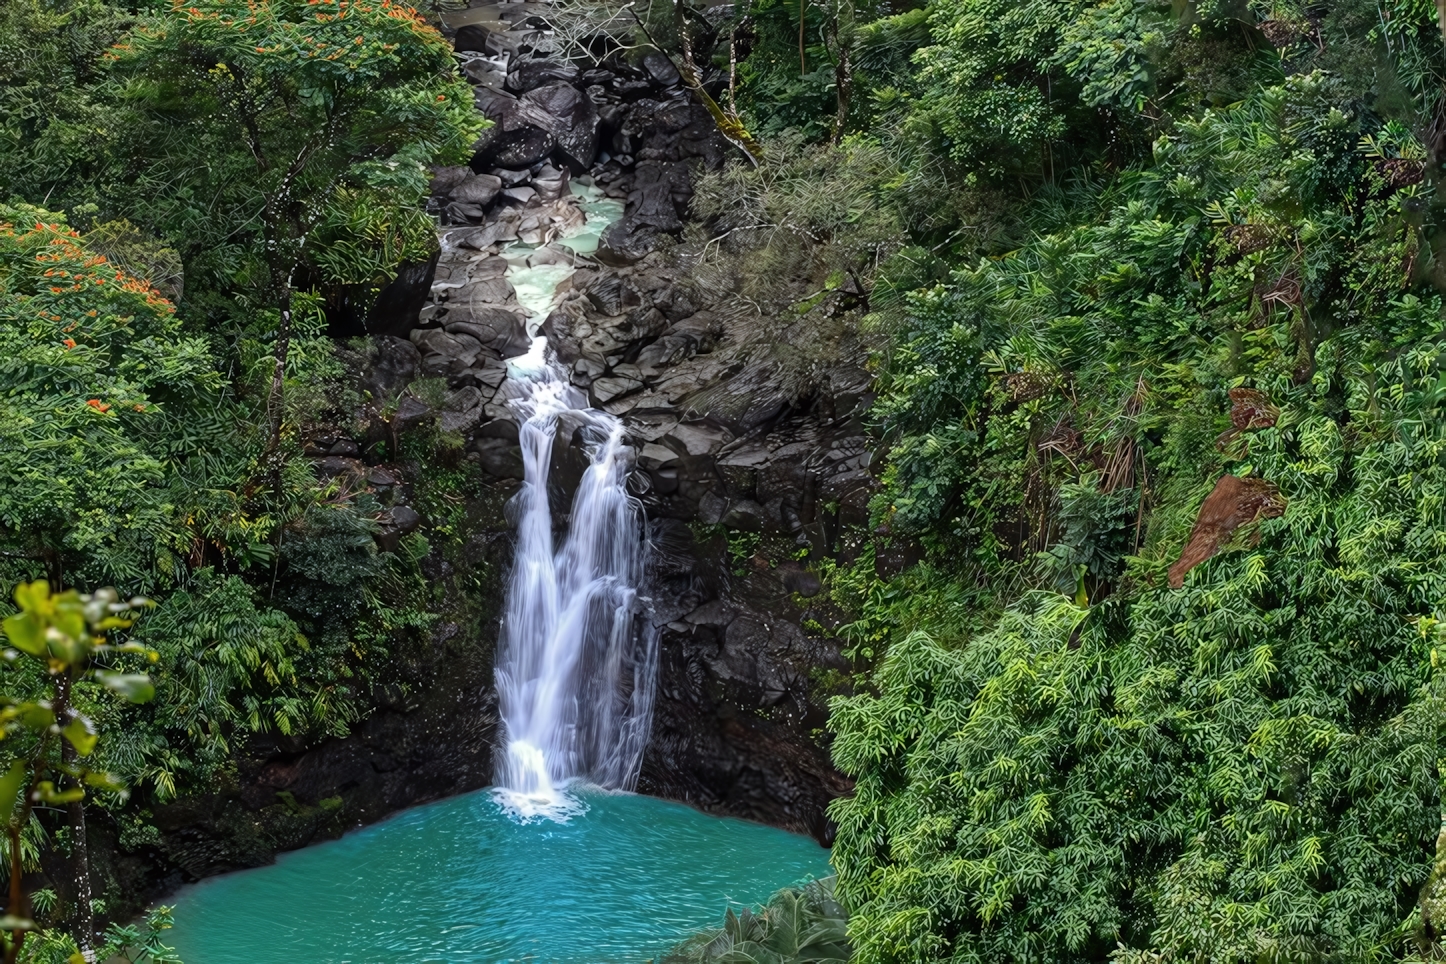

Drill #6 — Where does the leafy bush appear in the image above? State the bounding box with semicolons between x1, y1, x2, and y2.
825;18;1446;963
662;877;851;963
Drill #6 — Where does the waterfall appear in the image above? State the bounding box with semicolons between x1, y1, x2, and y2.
493;336;657;817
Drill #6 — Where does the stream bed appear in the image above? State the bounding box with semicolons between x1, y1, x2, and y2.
164;788;831;963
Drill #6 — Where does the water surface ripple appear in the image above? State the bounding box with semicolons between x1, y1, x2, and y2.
165;788;830;963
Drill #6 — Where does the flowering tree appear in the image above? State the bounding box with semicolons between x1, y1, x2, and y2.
0;205;220;593
110;0;482;452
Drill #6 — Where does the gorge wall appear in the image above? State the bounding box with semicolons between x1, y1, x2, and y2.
100;0;872;908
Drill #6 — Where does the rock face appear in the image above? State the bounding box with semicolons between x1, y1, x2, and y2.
130;11;870;903
414;15;874;842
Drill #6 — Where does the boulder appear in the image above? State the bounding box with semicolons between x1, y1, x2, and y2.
642;52;682;88
472;86;518;125
365;253;439;339
387;505;422;533
438;385;488;434
429;165;472;196
599;161;690;263
515;82;600;171
362;336;421;398
411;328;483;375
472;437;525;479
584;275;642;315
490;167;531;187
449;174;503;206
445;310;531;357
448;276;516;306
590;374;643;405
775;563;823;597
663;422;731;457
452;24;494;52
506;59;580;93
391;394;432;433
473;125;555;170
531;163;570;202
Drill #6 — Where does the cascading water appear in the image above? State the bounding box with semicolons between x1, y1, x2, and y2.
490;190;657;818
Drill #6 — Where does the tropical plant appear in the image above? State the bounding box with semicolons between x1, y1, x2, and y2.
109;0;481;450
662;877;851;963
0;205;222;594
825;21;1446;964
0;581;157;962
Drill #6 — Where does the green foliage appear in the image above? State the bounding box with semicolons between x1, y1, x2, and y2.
662;877;851;963
0;0;129;215
0;205;221;592
0;581;157;963
109;0;481;323
819;13;1446;962
18;906;182;964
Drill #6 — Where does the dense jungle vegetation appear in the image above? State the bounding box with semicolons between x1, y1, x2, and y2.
706;0;1446;960
0;0;479;957
4;0;1446;959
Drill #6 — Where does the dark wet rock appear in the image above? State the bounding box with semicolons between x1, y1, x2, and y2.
479;418;520;441
429;165;472;195
444;309;530;356
472;437;525;479
506;59;580;93
391;394;433;434
450;173;503;206
530;163;571;202
638;520;851;842
584;275;641;315
490;167;531;187
365;253;439;341
473;125;555;170
439;385;489;434
412;328;483;377
642;52;682;88
452;24;495;52
448;276;516;307
361;336;421;399
776;563;823;597
514;82;600;172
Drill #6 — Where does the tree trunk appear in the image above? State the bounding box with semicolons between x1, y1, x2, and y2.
53;678;93;961
264;290;293;458
67;799;93;963
798;0;807;75
832;42;852;143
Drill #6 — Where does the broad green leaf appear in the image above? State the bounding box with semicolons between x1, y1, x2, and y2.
16;703;53;730
82;771;125;791
33;781;84;805
0;762;26;827
1;613;45;657
62;715;98;756
95;671;155;704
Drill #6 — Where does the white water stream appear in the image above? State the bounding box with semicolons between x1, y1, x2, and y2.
490;185;656;819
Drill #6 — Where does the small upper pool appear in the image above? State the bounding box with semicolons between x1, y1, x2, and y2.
164;788;832;963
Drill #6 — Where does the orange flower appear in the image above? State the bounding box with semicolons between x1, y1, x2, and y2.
86;399;111;413
63;339;76;349
132;404;147;412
